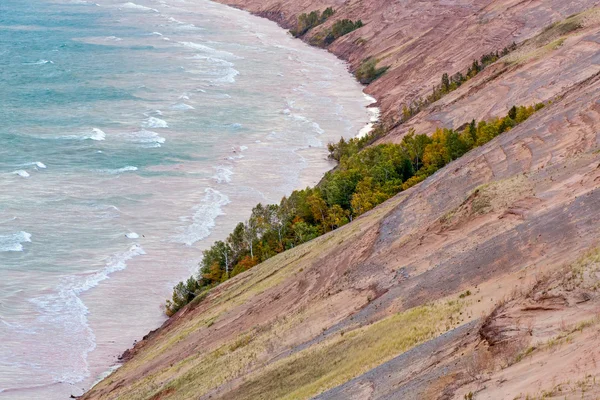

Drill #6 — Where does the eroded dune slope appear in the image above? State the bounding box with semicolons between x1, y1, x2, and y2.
83;1;600;399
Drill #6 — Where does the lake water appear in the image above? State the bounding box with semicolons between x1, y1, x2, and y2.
0;0;374;398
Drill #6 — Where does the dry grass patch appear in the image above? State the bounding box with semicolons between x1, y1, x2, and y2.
222;301;463;400
504;8;600;66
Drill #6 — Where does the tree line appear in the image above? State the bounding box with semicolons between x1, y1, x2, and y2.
401;43;518;122
165;103;544;316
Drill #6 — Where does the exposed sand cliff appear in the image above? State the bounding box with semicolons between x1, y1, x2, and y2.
82;1;600;399
215;0;599;139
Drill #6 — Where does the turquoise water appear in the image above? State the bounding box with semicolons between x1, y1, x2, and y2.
0;0;374;397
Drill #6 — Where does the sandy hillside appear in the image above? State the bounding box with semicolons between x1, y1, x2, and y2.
82;2;600;399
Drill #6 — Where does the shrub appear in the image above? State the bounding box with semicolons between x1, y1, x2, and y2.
291;8;335;37
322;19;364;45
355;58;389;84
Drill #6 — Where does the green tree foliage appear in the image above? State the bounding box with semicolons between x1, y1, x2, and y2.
291;7;335;37
165;276;201;317
320;19;364;45
166;103;544;315
355;58;389;84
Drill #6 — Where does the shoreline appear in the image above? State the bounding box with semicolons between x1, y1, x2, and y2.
0;0;376;397
94;0;379;373
66;0;379;397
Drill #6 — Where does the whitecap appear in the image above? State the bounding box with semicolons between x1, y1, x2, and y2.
212;166;233;184
126;129;165;147
179;42;239;59
87;128;106;141
174;188;230;246
20;161;46;169
23;59;53;65
150;31;163;36
0;231;32;252
190;55;234;68
120;2;159;12
216;68;239;83
57;128;106;141
12;170;30;178
170;103;194;111
99;166;138;175
125;232;139;239
142;117;168;129
175;24;203;32
167;17;184;24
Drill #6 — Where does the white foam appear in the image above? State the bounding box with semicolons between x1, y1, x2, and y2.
120;2;159;12
212;166;233;183
174;188;230;246
289;113;325;134
150;32;163;36
88;128;106;141
0;231;32;252
12;170;30;178
357;123;374;139
127;129;166;147
125;232;139;239
364;93;378;106
217;68;239;83
167;16;184;24
24;59;53;65
20;161;46;169
29;244;145;383
143;117;168;128
191;54;235;68
58;128;106;141
171;103;194;111
356;94;381;139
312;122;325;135
99;166;138;175
175;23;203;31
179;41;239;59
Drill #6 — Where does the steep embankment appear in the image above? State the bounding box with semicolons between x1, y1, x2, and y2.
83;2;600;400
215;0;598;139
